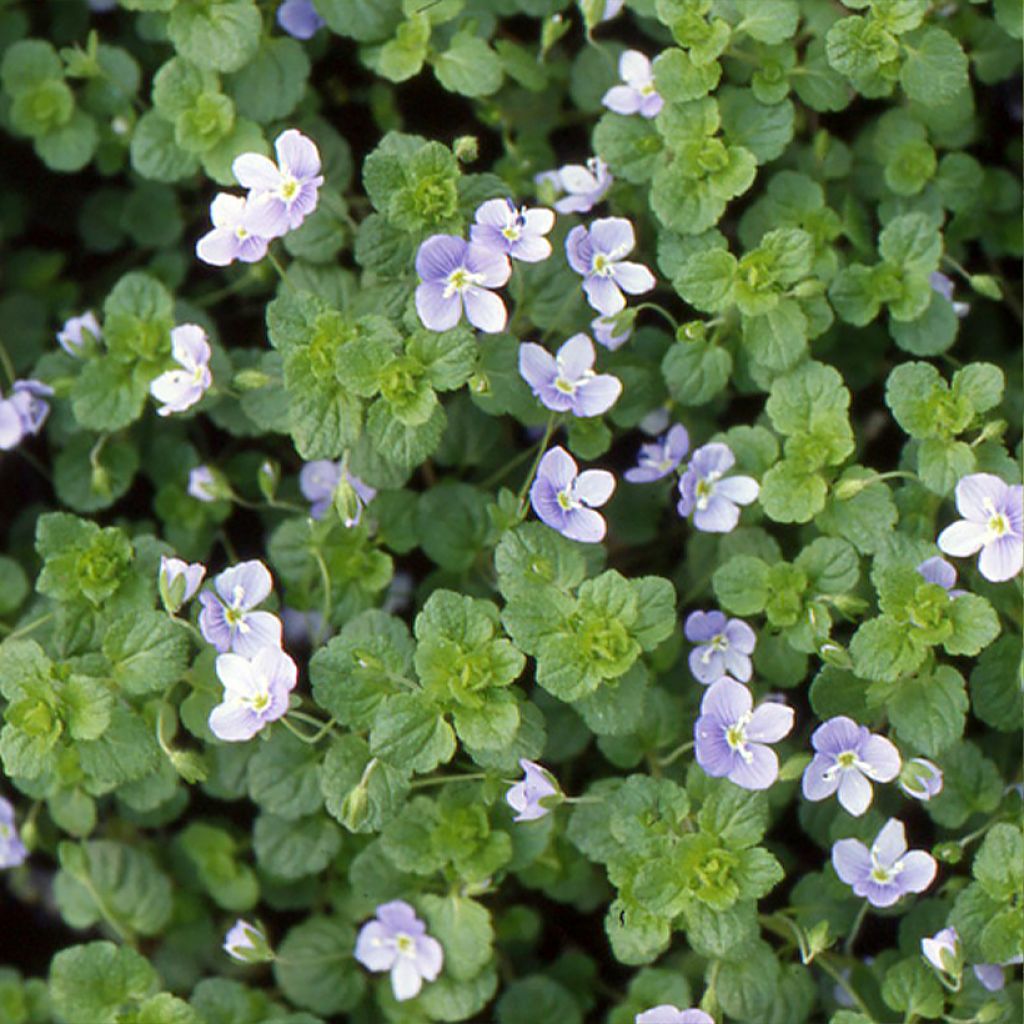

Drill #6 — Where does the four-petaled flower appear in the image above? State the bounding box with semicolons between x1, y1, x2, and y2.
415;235;511;333
684;609;756;684
802;716;901;816
505;759;561;822
625;424;690;484
0;796;28;869
149;324;213;417
676;443;759;533
470;198;554;263
196;193;270;267
916;555;966;598
199;560;283;657
0;380;53;450
209;646;297;742
537;157;613;215
223;919;274;963
636;1005;714;1023
299;459;376;525
937;473;1023;583
566;217;656;316
57;311;100;356
518;333;622;418
530;445;616;543
355;900;444;1002
233;129;324;238
159;556;206;613
898;757;943;802
694;678;794;791
276;0;325;39
832;818;936;907
603;50;663;119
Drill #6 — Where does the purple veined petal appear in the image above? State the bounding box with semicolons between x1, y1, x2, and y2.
558;333;596;379
859;877;902;908
565;225;593;276
871;819;908;867
676;477;696;518
275;128;321;180
391;957;424;1001
729;743;779;790
724;618;756;653
197;227;241;267
978;534;1024;582
414;935;444;980
611;260;656;295
575;468;616;507
171;324;211;369
811;715;863;755
464;244;512;287
237;234;269;263
416;282;462;332
685;610;726;643
701;677;752;724
693;494;741;533
463;287;507;333
573;374;622;417
832;838;871;885
354;921;397;971
801;753;841;801
562;507;607;543
583;275;626;316
694;718;735;776
217;560;273;607
590;216;636;256
520;344;561;395
559;164;599;194
470;222;509;256
530;477;571;534
917;555;957;590
554;194;593;215
286;182;321;227
746;702;794;743
511;233;552;263
972;964;1006;992
955;473;1006;522
691;442;736;477
244;193;291;239
716;474;759;506
537;446;578;491
603;84;642;115
929;271;955;301
836;768;873;816
208;701;264;742
232;610;283;657
639;92;664;118
416;235;466;281
859;734;901;782
688;648;725;685
937;519;989;557
198;593;231;651
898;850;937;894
475;197;514;228
1005;485;1023;530
233;152;281;193
723;648;752;682
620;49;652;86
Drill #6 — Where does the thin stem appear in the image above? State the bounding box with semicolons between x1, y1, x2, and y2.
657;740;694;768
844;900;870;956
283;711;337;744
478;442;538;491
516;412;558;507
817;954;875;1021
279;715;330;745
267;249;295;291
1;613;55;641
0;338;16;387
409;772;488;791
634;302;679;331
311;547;333;646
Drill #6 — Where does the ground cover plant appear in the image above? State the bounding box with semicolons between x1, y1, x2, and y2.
0;0;1021;1021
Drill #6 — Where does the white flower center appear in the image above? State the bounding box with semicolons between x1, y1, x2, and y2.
869;851;902;884
701;633;729;663
557;486;577;511
554;376;577;395
823;749;867;782
279;175;299;201
444;266;485;298
725;712;753;762
234;225;249;239
983;499;1009;537
395;933;415;955
640;81;657;96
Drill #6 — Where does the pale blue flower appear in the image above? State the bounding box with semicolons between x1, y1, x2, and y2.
355;900;444;1002
832;818;936;907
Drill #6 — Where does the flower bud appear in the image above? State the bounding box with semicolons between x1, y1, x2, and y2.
899;757;943;801
339;785;370;831
453;135;478;163
158;556;206;614
257;460;279;503
223;919;274;963
932;841;963;865
968;274;1002;300
834;476;870;500
234;368;273;390
677;320;707;343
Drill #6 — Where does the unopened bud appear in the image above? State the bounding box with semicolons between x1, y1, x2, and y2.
677;320;707;343
541;13;570;54
932;841;963;864
340;784;369;831
968;274;1002;300
469;371;490;395
819;642;852;670
223;920;274;964
453;136;478;163
792;279;825;298
834;476;870;500
257;460;279;503
234;369;273;390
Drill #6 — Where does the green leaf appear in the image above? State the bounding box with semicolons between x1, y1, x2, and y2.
878;213;942;272
734;0;799;43
973;824;1024;902
369;692;456;773
317;0;403;42
917;438;975;496
102;611;190;696
177;823;259;913
653;47;721;103
321;734;410;833
54;434;139;514
682;900;759;959
420;894;494;981
816;469;898;555
273;918;364;1016
661;337;732;406
416;483;489;572
130;110;200;182
713;555;770;615
674;249;736;312
247;730;324;820
432;31;502;97
54;841;173;937
35;109;98;172
715;941;780;1020
760;460;828;523
167;0;262;74
741;300;808;372
719;88;795;163
375;13;430;83
253;813;342;880
49;942;158;1024
881;958;944;1020
944;593;1000;657
889;292;958;356
888;665;967;756
593;111;664;185
899;27;969;106
698;782;768;848
71;357;150;432
497;977;582;1024
927;741;1002;829
1;40;63;95
969;635;1023;732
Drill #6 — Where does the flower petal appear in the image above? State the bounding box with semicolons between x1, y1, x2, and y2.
565;225;593;275
196;228;240;267
701;677;752;724
583;275;625;316
801;753;840;801
716;475;759;506
232;152;281;192
620;49;652;86
871;818;908;866
937;519;988;557
232;611;283;657
955;473;1006;522
390;957;423;1001
860;734;901;782
463;287;507;333
518;343;557;392
978;534;1023;582
575;469;616;507
611;260;656;295
561;507;606;543
208;701;263;742
729;743;778;790
416;235;466;282
837;768;873;816
602;84;642;115
590;216;635;256
573;374;622;417
416;282;461;332
537;446;577;491
747;702;794;743
897;850;937;894
832;838;870;886
354;921;397;972
557;332;596;380
275;128;320;180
